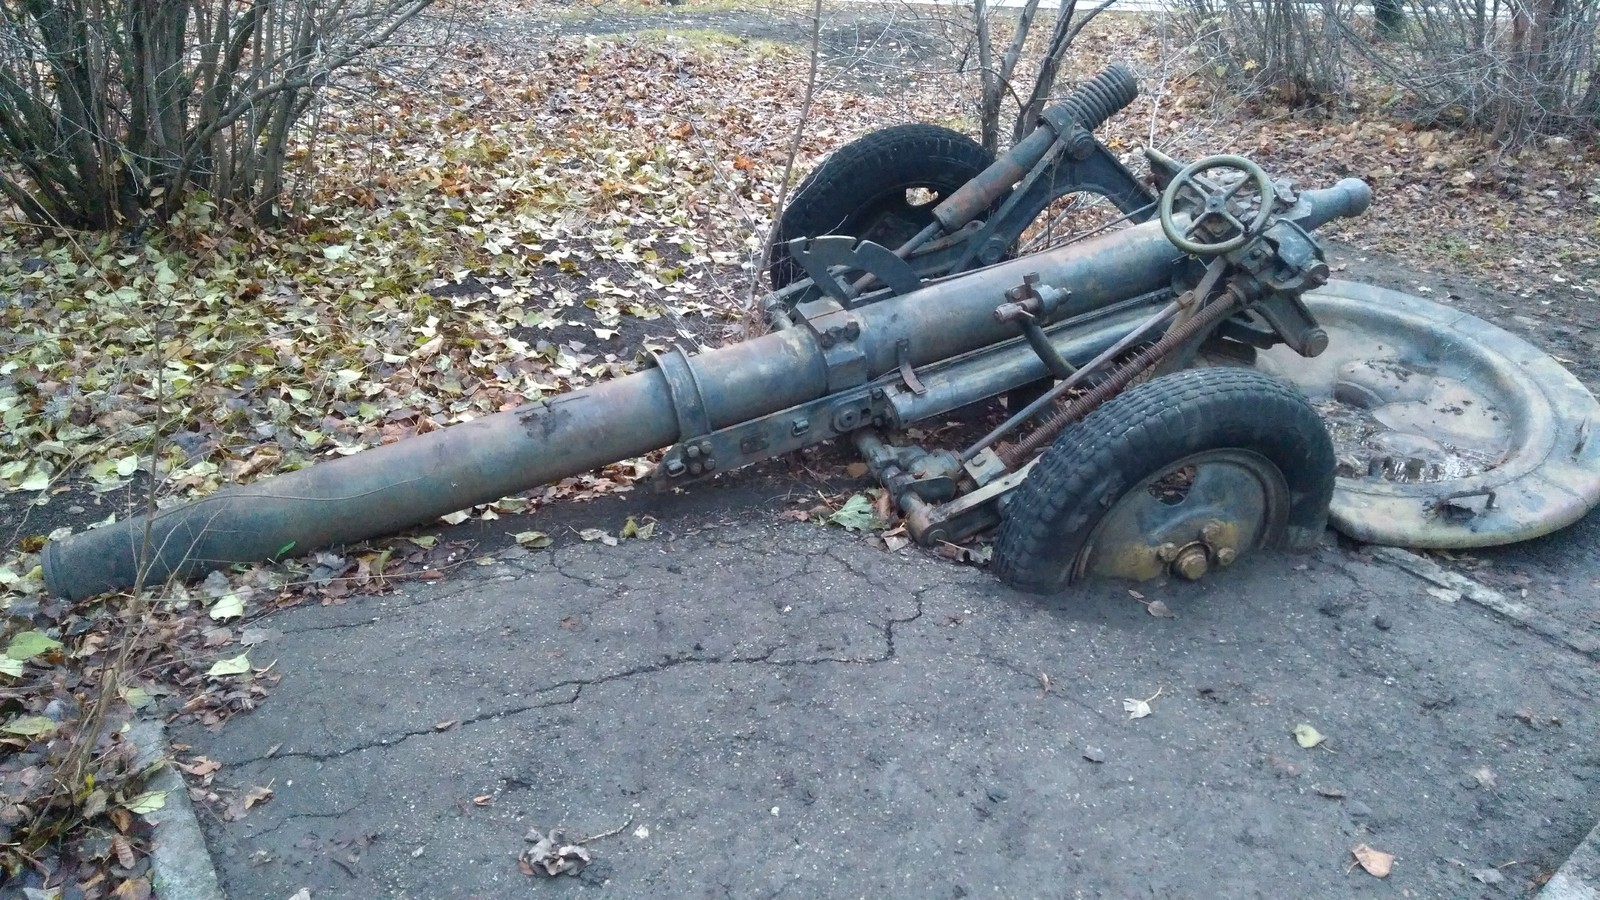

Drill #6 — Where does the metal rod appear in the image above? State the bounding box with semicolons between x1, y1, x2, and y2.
960;298;1182;463
997;290;1243;468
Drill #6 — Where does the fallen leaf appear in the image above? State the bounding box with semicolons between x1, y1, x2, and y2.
5;630;63;660
520;827;592;877
111;876;151;900
434;720;458;731
1351;843;1393;877
513;530;552;548
206;654;252;678
3;715;56;736
124;791;168;815
209;592;245;621
1082;747;1106;763
1293;723;1325;749
1123;687;1162;719
1471;867;1504;884
1471;766;1497;790
845;462;869;478
473;794;493;806
83;789;108;818
179;757;222;777
240;627;280;646
578;528;618;546
1314;785;1346;799
112;833;136;868
1146;599;1176;618
827;494;875;532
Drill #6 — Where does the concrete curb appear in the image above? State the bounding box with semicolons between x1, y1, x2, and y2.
1542;820;1600;900
129;719;226;900
1371;546;1600;659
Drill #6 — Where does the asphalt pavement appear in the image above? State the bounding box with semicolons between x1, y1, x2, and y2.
171;478;1600;898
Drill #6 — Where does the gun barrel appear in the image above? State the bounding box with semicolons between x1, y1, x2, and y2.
41;329;824;601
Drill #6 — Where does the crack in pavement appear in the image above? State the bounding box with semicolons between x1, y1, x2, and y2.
243;807;361;842
227;588;934;768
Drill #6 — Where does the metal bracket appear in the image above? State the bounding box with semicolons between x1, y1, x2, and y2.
903;459;1039;545
786;235;923;303
896;339;927;396
651;345;712;441
653;384;889;489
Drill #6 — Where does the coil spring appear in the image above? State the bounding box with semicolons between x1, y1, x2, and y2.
1058;64;1140;132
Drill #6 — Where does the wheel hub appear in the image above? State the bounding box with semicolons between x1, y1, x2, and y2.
1075;450;1290;582
1171;543;1211;580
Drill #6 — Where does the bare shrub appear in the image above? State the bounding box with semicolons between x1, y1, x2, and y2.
1177;0;1349;105
1346;0;1600;141
0;0;440;229
971;0;1121;154
1174;0;1599;143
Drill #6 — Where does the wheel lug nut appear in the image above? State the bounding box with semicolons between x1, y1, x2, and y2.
1216;547;1237;566
1156;542;1179;562
1201;521;1224;543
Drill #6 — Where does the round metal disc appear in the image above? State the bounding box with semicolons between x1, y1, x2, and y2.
1254;280;1600;548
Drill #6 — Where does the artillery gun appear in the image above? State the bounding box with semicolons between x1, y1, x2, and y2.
43;65;1600;601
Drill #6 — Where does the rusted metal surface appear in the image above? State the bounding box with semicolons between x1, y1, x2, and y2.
998;290;1244;468
928;65;1139;238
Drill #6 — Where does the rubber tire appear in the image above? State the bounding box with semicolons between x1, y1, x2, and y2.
768;124;997;288
993;368;1336;594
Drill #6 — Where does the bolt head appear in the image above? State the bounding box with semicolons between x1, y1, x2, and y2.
1302;327;1330;357
1156;542;1179;562
1201;521;1225;542
1216;547;1238;566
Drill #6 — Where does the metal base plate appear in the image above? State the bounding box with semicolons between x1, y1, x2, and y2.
1254;280;1600;548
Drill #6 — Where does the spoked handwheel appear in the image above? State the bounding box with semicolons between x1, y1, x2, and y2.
1159;154;1276;257
994;368;1334;593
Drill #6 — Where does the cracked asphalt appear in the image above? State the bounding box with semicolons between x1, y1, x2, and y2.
175;481;1600;899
